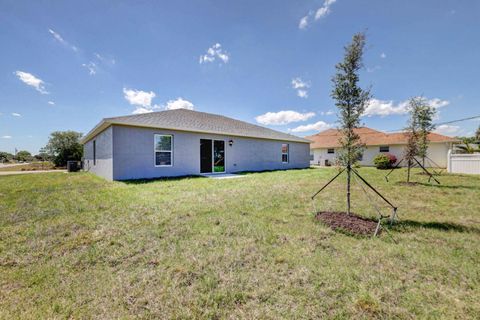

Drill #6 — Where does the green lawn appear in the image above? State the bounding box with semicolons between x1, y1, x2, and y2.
0;168;479;319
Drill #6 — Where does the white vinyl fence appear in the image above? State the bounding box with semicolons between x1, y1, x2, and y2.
447;150;480;174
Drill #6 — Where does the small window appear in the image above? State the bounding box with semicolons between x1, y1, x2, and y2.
310;152;314;161
281;143;289;163
93;140;96;165
379;146;389;153
155;134;173;166
327;148;335;154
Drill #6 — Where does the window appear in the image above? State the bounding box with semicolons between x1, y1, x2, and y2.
310;152;314;161
281;144;289;163
154;134;173;166
327;148;335;154
93;140;96;165
379;146;389;153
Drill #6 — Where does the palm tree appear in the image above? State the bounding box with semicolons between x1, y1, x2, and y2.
455;140;480;154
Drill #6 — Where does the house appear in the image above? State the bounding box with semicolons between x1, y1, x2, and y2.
306;127;459;168
81;109;311;180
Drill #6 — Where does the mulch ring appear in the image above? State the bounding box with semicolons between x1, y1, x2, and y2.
316;211;380;236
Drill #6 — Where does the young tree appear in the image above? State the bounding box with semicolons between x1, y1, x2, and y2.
44;131;83;167
416;98;436;166
331;32;371;214
476;125;480;143
14;150;33;162
404;97;427;182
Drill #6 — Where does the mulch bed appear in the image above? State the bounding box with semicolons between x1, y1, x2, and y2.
316;211;380;236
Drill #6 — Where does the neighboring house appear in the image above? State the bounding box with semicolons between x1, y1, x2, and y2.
306;127;459;168
81;109;310;180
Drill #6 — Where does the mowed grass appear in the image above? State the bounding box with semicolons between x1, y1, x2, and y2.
0;168;479;319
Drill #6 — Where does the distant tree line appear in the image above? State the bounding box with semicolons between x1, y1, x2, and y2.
0;130;83;167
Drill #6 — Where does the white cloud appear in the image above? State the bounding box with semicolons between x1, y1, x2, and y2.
428;98;450;109
12;113;21;117
48;28;78;52
299;15;309;29
380;52;387;59
132;107;156;115
290;121;332;133
434;124;460;135
199;43;230;64
300;0;337;29
82;62;97;75
123;88;195;114
94;52;115;65
165;98;195;110
315;0;337;19
320;110;335;116
1;135;12;139
255;110;315;125
15;71;48;94
48;101;55;105
364;98;450;117
123;88;156;107
291;77;310;98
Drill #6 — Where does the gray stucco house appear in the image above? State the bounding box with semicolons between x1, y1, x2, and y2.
81;109;311;180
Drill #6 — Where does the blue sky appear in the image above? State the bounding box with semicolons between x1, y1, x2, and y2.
1;0;479;154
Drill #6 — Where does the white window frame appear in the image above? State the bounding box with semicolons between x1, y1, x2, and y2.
327;148;335;154
154;134;173;167
281;143;289;163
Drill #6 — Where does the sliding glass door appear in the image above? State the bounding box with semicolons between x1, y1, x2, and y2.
200;139;225;173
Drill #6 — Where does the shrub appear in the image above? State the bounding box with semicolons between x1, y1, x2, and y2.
373;153;397;169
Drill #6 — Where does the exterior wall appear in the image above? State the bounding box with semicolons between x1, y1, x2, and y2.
83;126;113;180
311;142;451;168
111;125;310;180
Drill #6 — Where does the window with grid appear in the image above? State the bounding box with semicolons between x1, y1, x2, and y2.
154;134;173;166
281;144;289;163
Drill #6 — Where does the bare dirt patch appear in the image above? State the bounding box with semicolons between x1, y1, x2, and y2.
316;211;379;236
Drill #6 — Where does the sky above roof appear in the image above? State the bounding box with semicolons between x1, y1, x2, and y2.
1;0;479;153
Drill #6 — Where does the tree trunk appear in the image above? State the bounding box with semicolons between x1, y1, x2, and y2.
347;164;351;215
407;160;411;183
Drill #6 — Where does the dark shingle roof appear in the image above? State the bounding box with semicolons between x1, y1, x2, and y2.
81;109;310;144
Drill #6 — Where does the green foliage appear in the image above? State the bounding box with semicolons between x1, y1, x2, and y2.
456;136;477;144
455;141;480;154
14;150;33;162
0;151;14;163
373;153;396;169
416;99;436;160
476;126;480;142
44;131;83;167
34;147;51;161
331;32;370;166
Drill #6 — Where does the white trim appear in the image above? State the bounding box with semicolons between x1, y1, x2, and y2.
154;134;174;167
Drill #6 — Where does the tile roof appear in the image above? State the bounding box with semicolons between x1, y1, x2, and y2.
306;127;460;149
81;109;310;144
